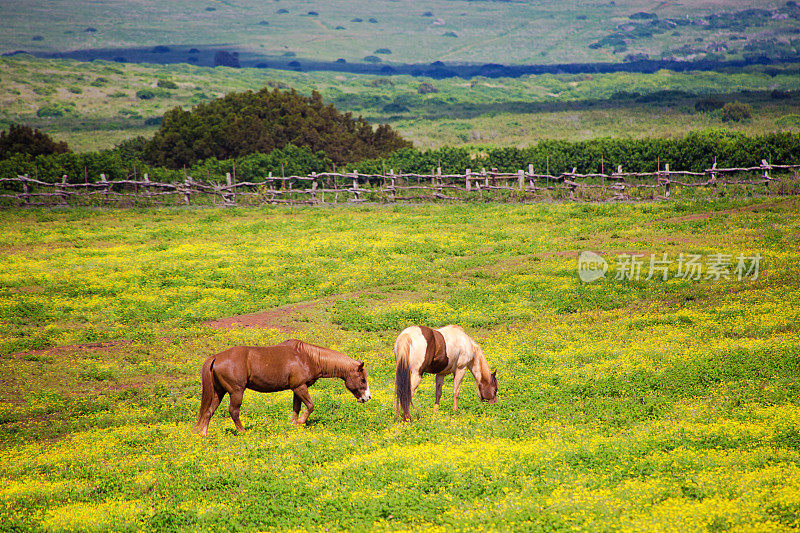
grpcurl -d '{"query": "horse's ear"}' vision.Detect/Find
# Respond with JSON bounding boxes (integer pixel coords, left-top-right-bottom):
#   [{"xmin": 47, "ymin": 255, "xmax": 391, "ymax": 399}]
[{"xmin": 357, "ymin": 361, "xmax": 365, "ymax": 372}]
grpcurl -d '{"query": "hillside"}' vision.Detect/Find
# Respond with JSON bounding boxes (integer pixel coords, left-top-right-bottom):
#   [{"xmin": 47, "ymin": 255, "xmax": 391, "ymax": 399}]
[
  {"xmin": 1, "ymin": 0, "xmax": 797, "ymax": 69},
  {"xmin": 4, "ymin": 56, "xmax": 800, "ymax": 152}
]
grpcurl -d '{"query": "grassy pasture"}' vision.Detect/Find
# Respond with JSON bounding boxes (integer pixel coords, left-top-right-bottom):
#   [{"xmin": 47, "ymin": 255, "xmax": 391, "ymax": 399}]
[{"xmin": 1, "ymin": 199, "xmax": 799, "ymax": 531}]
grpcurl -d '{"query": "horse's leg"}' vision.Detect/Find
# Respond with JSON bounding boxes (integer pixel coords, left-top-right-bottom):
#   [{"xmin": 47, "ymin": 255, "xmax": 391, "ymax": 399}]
[
  {"xmin": 291, "ymin": 392, "xmax": 303, "ymax": 425},
  {"xmin": 400, "ymin": 371, "xmax": 424, "ymax": 421},
  {"xmin": 228, "ymin": 388, "xmax": 246, "ymax": 432},
  {"xmin": 198, "ymin": 384, "xmax": 226, "ymax": 437},
  {"xmin": 433, "ymin": 374, "xmax": 445, "ymax": 411},
  {"xmin": 293, "ymin": 385, "xmax": 314, "ymax": 424},
  {"xmin": 452, "ymin": 367, "xmax": 468, "ymax": 411}
]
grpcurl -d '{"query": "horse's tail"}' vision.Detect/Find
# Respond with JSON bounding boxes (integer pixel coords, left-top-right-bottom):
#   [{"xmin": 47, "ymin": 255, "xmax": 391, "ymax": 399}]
[
  {"xmin": 394, "ymin": 332, "xmax": 413, "ymax": 419},
  {"xmin": 194, "ymin": 356, "xmax": 216, "ymax": 432}
]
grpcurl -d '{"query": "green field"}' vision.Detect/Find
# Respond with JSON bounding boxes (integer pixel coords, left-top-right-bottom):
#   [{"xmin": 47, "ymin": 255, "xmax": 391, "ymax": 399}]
[
  {"xmin": 0, "ymin": 0, "xmax": 795, "ymax": 66},
  {"xmin": 4, "ymin": 56, "xmax": 800, "ymax": 152},
  {"xmin": 1, "ymin": 199, "xmax": 799, "ymax": 531}
]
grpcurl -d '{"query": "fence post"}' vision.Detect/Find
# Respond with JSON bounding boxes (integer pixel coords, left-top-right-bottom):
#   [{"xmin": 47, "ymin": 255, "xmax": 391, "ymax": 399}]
[
  {"xmin": 353, "ymin": 170, "xmax": 360, "ymax": 201},
  {"xmin": 60, "ymin": 175, "xmax": 68, "ymax": 205},
  {"xmin": 762, "ymin": 159, "xmax": 771, "ymax": 193},
  {"xmin": 569, "ymin": 167, "xmax": 577, "ymax": 199},
  {"xmin": 389, "ymin": 169, "xmax": 396, "ymax": 202},
  {"xmin": 100, "ymin": 173, "xmax": 109, "ymax": 204},
  {"xmin": 709, "ymin": 161, "xmax": 718, "ymax": 189},
  {"xmin": 518, "ymin": 169, "xmax": 524, "ymax": 191},
  {"xmin": 663, "ymin": 164, "xmax": 671, "ymax": 198},
  {"xmin": 225, "ymin": 172, "xmax": 236, "ymax": 206},
  {"xmin": 465, "ymin": 168, "xmax": 471, "ymax": 191},
  {"xmin": 20, "ymin": 175, "xmax": 30, "ymax": 205},
  {"xmin": 184, "ymin": 174, "xmax": 192, "ymax": 205},
  {"xmin": 311, "ymin": 172, "xmax": 318, "ymax": 203},
  {"xmin": 482, "ymin": 168, "xmax": 488, "ymax": 188}
]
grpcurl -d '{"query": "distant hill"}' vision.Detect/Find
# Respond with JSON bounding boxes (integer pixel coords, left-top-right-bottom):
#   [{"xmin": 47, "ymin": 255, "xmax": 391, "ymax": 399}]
[{"xmin": 1, "ymin": 0, "xmax": 795, "ymax": 68}]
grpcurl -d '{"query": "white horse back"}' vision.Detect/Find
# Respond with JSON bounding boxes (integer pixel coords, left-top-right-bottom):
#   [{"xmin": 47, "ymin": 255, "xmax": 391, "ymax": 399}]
[{"xmin": 395, "ymin": 324, "xmax": 476, "ymax": 375}]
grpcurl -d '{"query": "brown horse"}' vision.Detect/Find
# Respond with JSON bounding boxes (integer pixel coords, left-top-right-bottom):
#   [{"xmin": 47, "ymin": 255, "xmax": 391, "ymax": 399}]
[
  {"xmin": 194, "ymin": 339, "xmax": 371, "ymax": 436},
  {"xmin": 395, "ymin": 325, "xmax": 497, "ymax": 421}
]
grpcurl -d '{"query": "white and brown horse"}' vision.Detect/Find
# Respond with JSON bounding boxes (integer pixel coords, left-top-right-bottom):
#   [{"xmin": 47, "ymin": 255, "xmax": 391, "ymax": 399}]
[
  {"xmin": 394, "ymin": 325, "xmax": 497, "ymax": 421},
  {"xmin": 194, "ymin": 339, "xmax": 371, "ymax": 436}
]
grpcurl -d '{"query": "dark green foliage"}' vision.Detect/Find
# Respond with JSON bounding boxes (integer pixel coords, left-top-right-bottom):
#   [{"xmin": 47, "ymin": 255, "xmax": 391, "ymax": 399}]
[
  {"xmin": 143, "ymin": 88, "xmax": 410, "ymax": 168},
  {"xmin": 213, "ymin": 51, "xmax": 240, "ymax": 68},
  {"xmin": 156, "ymin": 79, "xmax": 178, "ymax": 89},
  {"xmin": 418, "ymin": 82, "xmax": 438, "ymax": 94},
  {"xmin": 191, "ymin": 145, "xmax": 332, "ymax": 180},
  {"xmin": 722, "ymin": 101, "xmax": 753, "ymax": 122},
  {"xmin": 136, "ymin": 89, "xmax": 156, "ymax": 100},
  {"xmin": 36, "ymin": 104, "xmax": 71, "ymax": 117},
  {"xmin": 0, "ymin": 124, "xmax": 69, "ymax": 159},
  {"xmin": 695, "ymin": 97, "xmax": 725, "ymax": 112},
  {"xmin": 347, "ymin": 131, "xmax": 800, "ymax": 174}
]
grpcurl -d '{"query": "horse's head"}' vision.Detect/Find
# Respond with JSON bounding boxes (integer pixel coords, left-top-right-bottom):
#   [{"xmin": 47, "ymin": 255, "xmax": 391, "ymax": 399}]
[
  {"xmin": 344, "ymin": 362, "xmax": 371, "ymax": 403},
  {"xmin": 478, "ymin": 370, "xmax": 498, "ymax": 404}
]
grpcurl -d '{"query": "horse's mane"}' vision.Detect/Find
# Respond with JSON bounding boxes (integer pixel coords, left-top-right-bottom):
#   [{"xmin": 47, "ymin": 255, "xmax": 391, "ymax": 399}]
[{"xmin": 287, "ymin": 339, "xmax": 358, "ymax": 378}]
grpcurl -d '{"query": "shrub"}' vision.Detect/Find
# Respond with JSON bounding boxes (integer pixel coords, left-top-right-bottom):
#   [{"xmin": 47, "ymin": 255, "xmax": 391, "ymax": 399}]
[
  {"xmin": 68, "ymin": 86, "xmax": 83, "ymax": 94},
  {"xmin": 722, "ymin": 101, "xmax": 753, "ymax": 122},
  {"xmin": 695, "ymin": 97, "xmax": 725, "ymax": 112},
  {"xmin": 90, "ymin": 77, "xmax": 109, "ymax": 87},
  {"xmin": 144, "ymin": 87, "xmax": 410, "ymax": 168},
  {"xmin": 444, "ymin": 31, "xmax": 458, "ymax": 38},
  {"xmin": 418, "ymin": 82, "xmax": 438, "ymax": 94},
  {"xmin": 136, "ymin": 89, "xmax": 156, "ymax": 100},
  {"xmin": 0, "ymin": 124, "xmax": 69, "ymax": 158},
  {"xmin": 36, "ymin": 104, "xmax": 67, "ymax": 117},
  {"xmin": 369, "ymin": 78, "xmax": 393, "ymax": 87},
  {"xmin": 375, "ymin": 48, "xmax": 392, "ymax": 54},
  {"xmin": 157, "ymin": 80, "xmax": 178, "ymax": 89},
  {"xmin": 364, "ymin": 55, "xmax": 382, "ymax": 63},
  {"xmin": 213, "ymin": 51, "xmax": 240, "ymax": 68}
]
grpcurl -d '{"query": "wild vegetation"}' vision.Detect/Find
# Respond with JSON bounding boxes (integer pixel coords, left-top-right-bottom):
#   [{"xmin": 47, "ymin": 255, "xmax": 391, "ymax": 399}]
[
  {"xmin": 144, "ymin": 88, "xmax": 408, "ymax": 168},
  {"xmin": 1, "ymin": 200, "xmax": 799, "ymax": 530},
  {"xmin": 4, "ymin": 56, "xmax": 800, "ymax": 155}
]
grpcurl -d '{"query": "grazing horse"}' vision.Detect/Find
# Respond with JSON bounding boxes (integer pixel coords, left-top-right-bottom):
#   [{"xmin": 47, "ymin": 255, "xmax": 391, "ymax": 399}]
[
  {"xmin": 394, "ymin": 325, "xmax": 497, "ymax": 421},
  {"xmin": 194, "ymin": 339, "xmax": 371, "ymax": 436}
]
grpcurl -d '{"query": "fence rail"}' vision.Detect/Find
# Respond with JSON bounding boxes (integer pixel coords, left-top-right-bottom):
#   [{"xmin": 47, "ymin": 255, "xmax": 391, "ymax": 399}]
[{"xmin": 1, "ymin": 160, "xmax": 797, "ymax": 207}]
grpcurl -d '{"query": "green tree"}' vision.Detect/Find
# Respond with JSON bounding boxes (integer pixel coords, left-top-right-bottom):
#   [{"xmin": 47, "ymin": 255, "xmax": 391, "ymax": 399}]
[
  {"xmin": 144, "ymin": 88, "xmax": 410, "ymax": 168},
  {"xmin": 0, "ymin": 124, "xmax": 69, "ymax": 159},
  {"xmin": 722, "ymin": 101, "xmax": 753, "ymax": 122}
]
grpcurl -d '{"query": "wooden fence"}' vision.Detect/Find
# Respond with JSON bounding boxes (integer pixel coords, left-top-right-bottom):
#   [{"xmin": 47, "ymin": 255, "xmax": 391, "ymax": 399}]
[{"xmin": 0, "ymin": 160, "xmax": 797, "ymax": 207}]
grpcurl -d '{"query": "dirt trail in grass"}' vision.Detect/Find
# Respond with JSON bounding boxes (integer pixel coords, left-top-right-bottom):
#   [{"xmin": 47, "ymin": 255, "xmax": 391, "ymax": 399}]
[{"xmin": 649, "ymin": 198, "xmax": 795, "ymax": 224}]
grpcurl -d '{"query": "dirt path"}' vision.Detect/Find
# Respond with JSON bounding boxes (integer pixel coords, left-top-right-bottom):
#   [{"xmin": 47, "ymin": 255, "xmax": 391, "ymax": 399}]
[{"xmin": 648, "ymin": 198, "xmax": 794, "ymax": 225}]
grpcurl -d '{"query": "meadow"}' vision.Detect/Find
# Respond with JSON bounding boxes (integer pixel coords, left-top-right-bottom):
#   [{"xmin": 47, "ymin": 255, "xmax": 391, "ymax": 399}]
[{"xmin": 1, "ymin": 198, "xmax": 799, "ymax": 531}]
